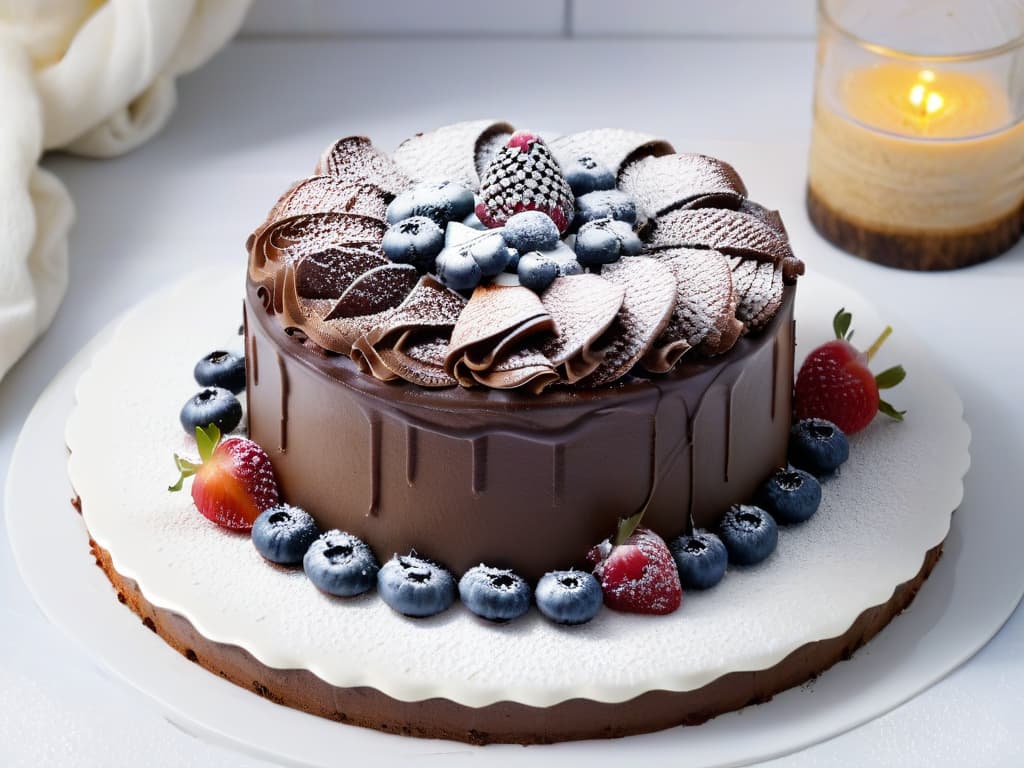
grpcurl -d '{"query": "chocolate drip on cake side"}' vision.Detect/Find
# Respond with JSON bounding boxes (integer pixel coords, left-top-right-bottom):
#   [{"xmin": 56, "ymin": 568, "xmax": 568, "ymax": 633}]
[{"xmin": 242, "ymin": 281, "xmax": 795, "ymax": 581}]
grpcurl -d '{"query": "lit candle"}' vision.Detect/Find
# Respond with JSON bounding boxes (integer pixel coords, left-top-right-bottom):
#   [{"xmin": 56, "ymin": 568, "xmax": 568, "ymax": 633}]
[
  {"xmin": 806, "ymin": 0, "xmax": 1024, "ymax": 270},
  {"xmin": 808, "ymin": 62, "xmax": 1024, "ymax": 269}
]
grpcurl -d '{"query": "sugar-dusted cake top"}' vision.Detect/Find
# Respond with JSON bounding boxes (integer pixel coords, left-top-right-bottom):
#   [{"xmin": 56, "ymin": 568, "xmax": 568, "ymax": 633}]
[{"xmin": 247, "ymin": 120, "xmax": 804, "ymax": 393}]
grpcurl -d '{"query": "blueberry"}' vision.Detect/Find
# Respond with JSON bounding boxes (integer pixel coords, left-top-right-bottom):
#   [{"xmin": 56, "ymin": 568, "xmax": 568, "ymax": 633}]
[
  {"xmin": 517, "ymin": 251, "xmax": 559, "ymax": 293},
  {"xmin": 194, "ymin": 350, "xmax": 246, "ymax": 394},
  {"xmin": 386, "ymin": 181, "xmax": 476, "ymax": 226},
  {"xmin": 757, "ymin": 467, "xmax": 822, "ymax": 524},
  {"xmin": 462, "ymin": 209, "xmax": 487, "ymax": 230},
  {"xmin": 535, "ymin": 569, "xmax": 603, "ymax": 625},
  {"xmin": 468, "ymin": 232, "xmax": 514, "ymax": 277},
  {"xmin": 458, "ymin": 565, "xmax": 532, "ymax": 622},
  {"xmin": 563, "ymin": 155, "xmax": 616, "ymax": 197},
  {"xmin": 502, "ymin": 211, "xmax": 560, "ymax": 253},
  {"xmin": 435, "ymin": 246, "xmax": 483, "ymax": 292},
  {"xmin": 381, "ymin": 216, "xmax": 445, "ymax": 270},
  {"xmin": 669, "ymin": 530, "xmax": 728, "ymax": 590},
  {"xmin": 180, "ymin": 387, "xmax": 242, "ymax": 435},
  {"xmin": 607, "ymin": 219, "xmax": 643, "ymax": 255},
  {"xmin": 574, "ymin": 190, "xmax": 638, "ymax": 228},
  {"xmin": 252, "ymin": 504, "xmax": 320, "ymax": 565},
  {"xmin": 788, "ymin": 418, "xmax": 850, "ymax": 476},
  {"xmin": 303, "ymin": 530, "xmax": 379, "ymax": 597},
  {"xmin": 377, "ymin": 553, "xmax": 456, "ymax": 618},
  {"xmin": 719, "ymin": 505, "xmax": 779, "ymax": 566},
  {"xmin": 575, "ymin": 219, "xmax": 623, "ymax": 267}
]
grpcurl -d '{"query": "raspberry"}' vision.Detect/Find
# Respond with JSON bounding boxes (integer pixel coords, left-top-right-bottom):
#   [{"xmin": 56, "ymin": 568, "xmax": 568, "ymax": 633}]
[
  {"xmin": 587, "ymin": 527, "xmax": 682, "ymax": 615},
  {"xmin": 476, "ymin": 131, "xmax": 575, "ymax": 233}
]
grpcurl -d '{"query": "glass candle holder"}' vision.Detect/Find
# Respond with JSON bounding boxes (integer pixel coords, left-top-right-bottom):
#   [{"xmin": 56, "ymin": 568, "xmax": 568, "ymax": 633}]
[{"xmin": 807, "ymin": 0, "xmax": 1024, "ymax": 270}]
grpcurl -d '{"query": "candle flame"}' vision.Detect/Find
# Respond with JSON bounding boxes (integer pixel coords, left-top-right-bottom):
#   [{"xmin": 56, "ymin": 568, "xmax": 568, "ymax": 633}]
[{"xmin": 909, "ymin": 72, "xmax": 945, "ymax": 118}]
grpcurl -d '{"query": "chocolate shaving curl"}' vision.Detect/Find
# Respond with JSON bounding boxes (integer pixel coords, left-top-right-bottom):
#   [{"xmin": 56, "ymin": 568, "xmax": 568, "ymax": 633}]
[
  {"xmin": 295, "ymin": 246, "xmax": 387, "ymax": 300},
  {"xmin": 645, "ymin": 208, "xmax": 795, "ymax": 267},
  {"xmin": 729, "ymin": 258, "xmax": 785, "ymax": 331},
  {"xmin": 393, "ymin": 119, "xmax": 515, "ymax": 191},
  {"xmin": 550, "ymin": 129, "xmax": 675, "ymax": 176},
  {"xmin": 446, "ymin": 284, "xmax": 556, "ymax": 389},
  {"xmin": 316, "ymin": 136, "xmax": 411, "ymax": 196},
  {"xmin": 325, "ymin": 264, "xmax": 418, "ymax": 320},
  {"xmin": 259, "ymin": 178, "xmax": 389, "ymax": 238},
  {"xmin": 578, "ymin": 257, "xmax": 677, "ymax": 387},
  {"xmin": 349, "ymin": 276, "xmax": 466, "ymax": 387},
  {"xmin": 539, "ymin": 274, "xmax": 624, "ymax": 383},
  {"xmin": 619, "ymin": 153, "xmax": 747, "ymax": 217},
  {"xmin": 643, "ymin": 248, "xmax": 742, "ymax": 372}
]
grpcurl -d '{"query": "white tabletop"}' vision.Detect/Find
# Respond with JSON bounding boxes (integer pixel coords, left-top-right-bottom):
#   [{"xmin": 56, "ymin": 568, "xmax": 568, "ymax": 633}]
[{"xmin": 2, "ymin": 38, "xmax": 1023, "ymax": 767}]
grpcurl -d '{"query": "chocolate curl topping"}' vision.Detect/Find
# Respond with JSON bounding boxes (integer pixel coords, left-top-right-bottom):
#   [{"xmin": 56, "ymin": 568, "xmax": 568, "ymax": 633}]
[
  {"xmin": 324, "ymin": 264, "xmax": 418, "ymax": 321},
  {"xmin": 643, "ymin": 248, "xmax": 742, "ymax": 371},
  {"xmin": 393, "ymin": 119, "xmax": 515, "ymax": 191},
  {"xmin": 378, "ymin": 332, "xmax": 458, "ymax": 388},
  {"xmin": 264, "ymin": 178, "xmax": 389, "ymax": 232},
  {"xmin": 295, "ymin": 246, "xmax": 388, "ymax": 300},
  {"xmin": 578, "ymin": 257, "xmax": 677, "ymax": 387},
  {"xmin": 645, "ymin": 208, "xmax": 795, "ymax": 268},
  {"xmin": 539, "ymin": 274, "xmax": 625, "ymax": 383},
  {"xmin": 619, "ymin": 153, "xmax": 747, "ymax": 217},
  {"xmin": 550, "ymin": 129, "xmax": 675, "ymax": 177},
  {"xmin": 316, "ymin": 136, "xmax": 411, "ymax": 196},
  {"xmin": 729, "ymin": 258, "xmax": 785, "ymax": 331},
  {"xmin": 350, "ymin": 276, "xmax": 465, "ymax": 387},
  {"xmin": 446, "ymin": 284, "xmax": 555, "ymax": 383},
  {"xmin": 470, "ymin": 346, "xmax": 560, "ymax": 394}
]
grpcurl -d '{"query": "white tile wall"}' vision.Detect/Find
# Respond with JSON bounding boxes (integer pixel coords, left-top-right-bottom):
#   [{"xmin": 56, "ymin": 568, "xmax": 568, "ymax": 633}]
[
  {"xmin": 243, "ymin": 0, "xmax": 569, "ymax": 37},
  {"xmin": 242, "ymin": 0, "xmax": 817, "ymax": 38},
  {"xmin": 571, "ymin": 0, "xmax": 817, "ymax": 37}
]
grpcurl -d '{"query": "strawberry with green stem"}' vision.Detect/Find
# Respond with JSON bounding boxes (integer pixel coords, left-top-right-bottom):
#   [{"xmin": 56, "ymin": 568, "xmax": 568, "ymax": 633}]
[
  {"xmin": 794, "ymin": 308, "xmax": 907, "ymax": 435},
  {"xmin": 169, "ymin": 424, "xmax": 280, "ymax": 531}
]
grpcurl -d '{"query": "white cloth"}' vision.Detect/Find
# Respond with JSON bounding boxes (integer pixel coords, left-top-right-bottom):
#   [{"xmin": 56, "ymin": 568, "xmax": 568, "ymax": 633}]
[{"xmin": 0, "ymin": 0, "xmax": 250, "ymax": 381}]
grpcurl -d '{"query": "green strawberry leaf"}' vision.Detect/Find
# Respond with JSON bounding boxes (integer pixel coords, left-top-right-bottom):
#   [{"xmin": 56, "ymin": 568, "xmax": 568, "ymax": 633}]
[
  {"xmin": 614, "ymin": 510, "xmax": 645, "ymax": 546},
  {"xmin": 875, "ymin": 365, "xmax": 906, "ymax": 390},
  {"xmin": 833, "ymin": 308, "xmax": 853, "ymax": 341},
  {"xmin": 194, "ymin": 424, "xmax": 221, "ymax": 463},
  {"xmin": 168, "ymin": 454, "xmax": 197, "ymax": 492},
  {"xmin": 878, "ymin": 399, "xmax": 906, "ymax": 421}
]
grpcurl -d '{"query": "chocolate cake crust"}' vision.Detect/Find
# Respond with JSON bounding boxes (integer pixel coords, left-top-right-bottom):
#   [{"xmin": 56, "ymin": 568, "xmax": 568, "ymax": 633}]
[{"xmin": 89, "ymin": 539, "xmax": 943, "ymax": 745}]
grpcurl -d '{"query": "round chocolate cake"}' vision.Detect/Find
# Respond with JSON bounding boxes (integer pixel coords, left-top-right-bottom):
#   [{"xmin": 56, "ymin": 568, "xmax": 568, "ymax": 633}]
[{"xmin": 245, "ymin": 121, "xmax": 804, "ymax": 581}]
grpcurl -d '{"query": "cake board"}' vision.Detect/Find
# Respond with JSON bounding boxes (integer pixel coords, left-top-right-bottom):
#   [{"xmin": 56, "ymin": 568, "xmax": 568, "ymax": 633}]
[{"xmin": 6, "ymin": 266, "xmax": 1013, "ymax": 767}]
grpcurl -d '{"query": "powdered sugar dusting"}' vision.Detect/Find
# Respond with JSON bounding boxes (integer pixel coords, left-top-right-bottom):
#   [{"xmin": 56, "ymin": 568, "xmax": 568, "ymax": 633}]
[
  {"xmin": 550, "ymin": 129, "xmax": 675, "ymax": 176},
  {"xmin": 270, "ymin": 177, "xmax": 389, "ymax": 224},
  {"xmin": 730, "ymin": 258, "xmax": 785, "ymax": 330},
  {"xmin": 578, "ymin": 257, "xmax": 676, "ymax": 387},
  {"xmin": 316, "ymin": 136, "xmax": 411, "ymax": 195},
  {"xmin": 619, "ymin": 153, "xmax": 747, "ymax": 217},
  {"xmin": 393, "ymin": 120, "xmax": 514, "ymax": 191},
  {"xmin": 539, "ymin": 274, "xmax": 624, "ymax": 382},
  {"xmin": 646, "ymin": 247, "xmax": 742, "ymax": 366},
  {"xmin": 645, "ymin": 208, "xmax": 795, "ymax": 266},
  {"xmin": 66, "ymin": 267, "xmax": 966, "ymax": 708}
]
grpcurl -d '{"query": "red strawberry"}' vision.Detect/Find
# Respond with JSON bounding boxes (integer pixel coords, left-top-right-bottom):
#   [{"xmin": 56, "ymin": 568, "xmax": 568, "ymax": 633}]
[
  {"xmin": 794, "ymin": 308, "xmax": 906, "ymax": 434},
  {"xmin": 587, "ymin": 520, "xmax": 682, "ymax": 615},
  {"xmin": 169, "ymin": 425, "xmax": 279, "ymax": 530},
  {"xmin": 476, "ymin": 130, "xmax": 575, "ymax": 233}
]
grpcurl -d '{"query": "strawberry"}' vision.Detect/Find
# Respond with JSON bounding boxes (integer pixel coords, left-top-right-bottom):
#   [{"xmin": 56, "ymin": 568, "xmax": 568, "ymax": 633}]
[
  {"xmin": 587, "ymin": 514, "xmax": 682, "ymax": 615},
  {"xmin": 169, "ymin": 424, "xmax": 280, "ymax": 531},
  {"xmin": 476, "ymin": 131, "xmax": 575, "ymax": 233},
  {"xmin": 794, "ymin": 308, "xmax": 906, "ymax": 435}
]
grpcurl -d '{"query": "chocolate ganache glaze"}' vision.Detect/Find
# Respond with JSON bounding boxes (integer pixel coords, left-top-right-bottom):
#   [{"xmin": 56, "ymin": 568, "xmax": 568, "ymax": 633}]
[{"xmin": 245, "ymin": 121, "xmax": 803, "ymax": 581}]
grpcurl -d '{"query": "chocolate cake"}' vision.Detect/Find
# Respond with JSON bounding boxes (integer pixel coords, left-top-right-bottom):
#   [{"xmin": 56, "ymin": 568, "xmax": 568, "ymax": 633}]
[
  {"xmin": 245, "ymin": 121, "xmax": 804, "ymax": 582},
  {"xmin": 76, "ymin": 121, "xmax": 965, "ymax": 749}
]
